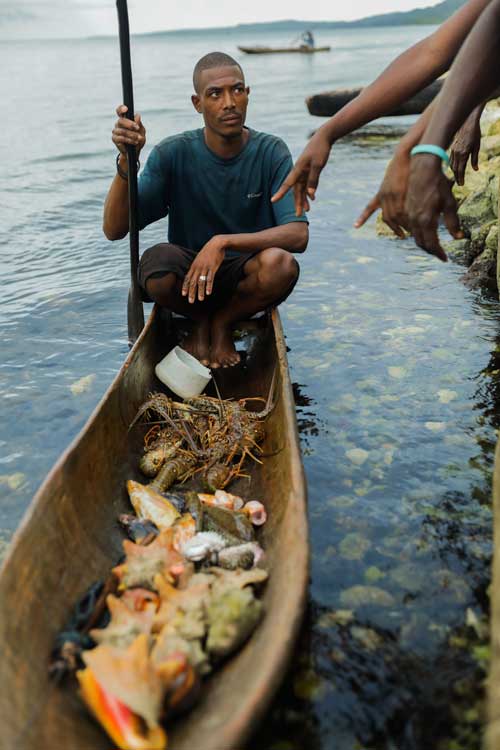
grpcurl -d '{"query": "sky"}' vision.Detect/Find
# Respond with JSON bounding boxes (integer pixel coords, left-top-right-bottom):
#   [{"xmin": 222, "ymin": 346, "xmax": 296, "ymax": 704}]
[{"xmin": 0, "ymin": 0, "xmax": 444, "ymax": 39}]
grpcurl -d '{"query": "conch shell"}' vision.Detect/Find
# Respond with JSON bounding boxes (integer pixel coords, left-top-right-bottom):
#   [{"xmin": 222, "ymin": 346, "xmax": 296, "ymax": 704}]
[
  {"xmin": 81, "ymin": 635, "xmax": 163, "ymax": 728},
  {"xmin": 90, "ymin": 594, "xmax": 156, "ymax": 649},
  {"xmin": 113, "ymin": 529, "xmax": 186, "ymax": 590},
  {"xmin": 241, "ymin": 501, "xmax": 267, "ymax": 526},
  {"xmin": 206, "ymin": 587, "xmax": 263, "ymax": 660},
  {"xmin": 77, "ymin": 667, "xmax": 167, "ymax": 750}
]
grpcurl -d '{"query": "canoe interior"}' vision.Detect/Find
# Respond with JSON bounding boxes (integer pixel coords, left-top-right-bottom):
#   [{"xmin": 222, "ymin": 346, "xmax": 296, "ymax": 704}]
[
  {"xmin": 238, "ymin": 45, "xmax": 331, "ymax": 54},
  {"xmin": 0, "ymin": 307, "xmax": 308, "ymax": 750}
]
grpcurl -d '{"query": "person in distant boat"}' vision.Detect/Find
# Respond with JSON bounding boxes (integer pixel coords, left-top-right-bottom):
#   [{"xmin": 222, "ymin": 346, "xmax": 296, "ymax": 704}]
[
  {"xmin": 103, "ymin": 52, "xmax": 308, "ymax": 369},
  {"xmin": 272, "ymin": 0, "xmax": 492, "ymax": 231},
  {"xmin": 301, "ymin": 30, "xmax": 314, "ymax": 49},
  {"xmin": 405, "ymin": 0, "xmax": 500, "ymax": 260}
]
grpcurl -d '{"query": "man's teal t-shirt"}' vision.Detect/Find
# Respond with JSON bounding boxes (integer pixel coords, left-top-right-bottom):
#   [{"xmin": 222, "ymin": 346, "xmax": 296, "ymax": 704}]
[{"xmin": 137, "ymin": 127, "xmax": 307, "ymax": 252}]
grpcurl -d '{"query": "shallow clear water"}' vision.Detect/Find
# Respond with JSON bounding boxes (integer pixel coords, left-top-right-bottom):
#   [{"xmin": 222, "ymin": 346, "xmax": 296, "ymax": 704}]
[{"xmin": 2, "ymin": 24, "xmax": 499, "ymax": 749}]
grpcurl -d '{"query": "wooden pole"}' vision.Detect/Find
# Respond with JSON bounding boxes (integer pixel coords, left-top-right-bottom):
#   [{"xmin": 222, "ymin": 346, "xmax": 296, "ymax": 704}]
[{"xmin": 116, "ymin": 0, "xmax": 144, "ymax": 346}]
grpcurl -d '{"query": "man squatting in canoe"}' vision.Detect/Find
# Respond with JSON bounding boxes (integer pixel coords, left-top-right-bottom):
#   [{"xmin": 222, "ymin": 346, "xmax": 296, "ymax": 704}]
[{"xmin": 103, "ymin": 52, "xmax": 309, "ymax": 368}]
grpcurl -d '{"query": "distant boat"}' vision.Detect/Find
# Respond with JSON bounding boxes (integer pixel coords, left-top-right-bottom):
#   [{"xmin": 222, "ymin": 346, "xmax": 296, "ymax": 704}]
[{"xmin": 238, "ymin": 44, "xmax": 331, "ymax": 55}]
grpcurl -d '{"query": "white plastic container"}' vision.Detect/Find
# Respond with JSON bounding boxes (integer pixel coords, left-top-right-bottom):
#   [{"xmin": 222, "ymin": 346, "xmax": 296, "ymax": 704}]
[{"xmin": 155, "ymin": 346, "xmax": 211, "ymax": 399}]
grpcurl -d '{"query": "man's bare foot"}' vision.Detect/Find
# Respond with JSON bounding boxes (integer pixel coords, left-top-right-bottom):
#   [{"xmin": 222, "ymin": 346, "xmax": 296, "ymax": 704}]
[
  {"xmin": 210, "ymin": 318, "xmax": 240, "ymax": 368},
  {"xmin": 181, "ymin": 318, "xmax": 211, "ymax": 366}
]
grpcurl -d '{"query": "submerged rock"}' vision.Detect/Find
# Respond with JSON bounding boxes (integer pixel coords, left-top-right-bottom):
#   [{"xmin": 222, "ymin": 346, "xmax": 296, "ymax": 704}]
[
  {"xmin": 292, "ymin": 668, "xmax": 326, "ymax": 701},
  {"xmin": 339, "ymin": 585, "xmax": 395, "ymax": 609},
  {"xmin": 339, "ymin": 532, "xmax": 371, "ymax": 560},
  {"xmin": 443, "ymin": 238, "xmax": 473, "ymax": 265},
  {"xmin": 0, "ymin": 472, "xmax": 26, "ymax": 491},
  {"xmin": 351, "ymin": 626, "xmax": 383, "ymax": 651},
  {"xmin": 462, "ymin": 245, "xmax": 497, "ymax": 291},
  {"xmin": 345, "ymin": 448, "xmax": 369, "ymax": 465},
  {"xmin": 317, "ymin": 609, "xmax": 355, "ymax": 628},
  {"xmin": 471, "ymin": 219, "xmax": 497, "ymax": 255},
  {"xmin": 364, "ymin": 565, "xmax": 386, "ymax": 583}
]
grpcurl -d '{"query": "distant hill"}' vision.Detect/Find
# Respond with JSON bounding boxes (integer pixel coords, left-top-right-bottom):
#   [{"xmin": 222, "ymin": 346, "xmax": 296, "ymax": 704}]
[
  {"xmin": 345, "ymin": 0, "xmax": 465, "ymax": 26},
  {"xmin": 144, "ymin": 0, "xmax": 466, "ymax": 37}
]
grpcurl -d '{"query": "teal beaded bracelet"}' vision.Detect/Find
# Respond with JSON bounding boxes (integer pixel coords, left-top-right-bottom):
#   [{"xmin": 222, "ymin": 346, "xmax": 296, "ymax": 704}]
[{"xmin": 410, "ymin": 144, "xmax": 450, "ymax": 166}]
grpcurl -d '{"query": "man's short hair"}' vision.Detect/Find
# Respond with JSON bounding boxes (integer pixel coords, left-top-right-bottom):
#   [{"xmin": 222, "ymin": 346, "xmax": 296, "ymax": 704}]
[{"xmin": 193, "ymin": 52, "xmax": 244, "ymax": 93}]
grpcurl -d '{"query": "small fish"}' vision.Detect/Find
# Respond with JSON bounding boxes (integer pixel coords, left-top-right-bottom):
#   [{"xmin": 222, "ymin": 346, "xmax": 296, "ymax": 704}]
[
  {"xmin": 127, "ymin": 480, "xmax": 181, "ymax": 531},
  {"xmin": 242, "ymin": 501, "xmax": 267, "ymax": 526},
  {"xmin": 182, "ymin": 532, "xmax": 227, "ymax": 562}
]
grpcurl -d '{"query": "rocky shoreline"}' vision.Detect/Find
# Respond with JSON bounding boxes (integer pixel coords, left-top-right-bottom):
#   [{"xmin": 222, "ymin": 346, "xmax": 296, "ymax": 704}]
[
  {"xmin": 376, "ymin": 100, "xmax": 500, "ymax": 296},
  {"xmin": 445, "ymin": 99, "xmax": 500, "ymax": 294}
]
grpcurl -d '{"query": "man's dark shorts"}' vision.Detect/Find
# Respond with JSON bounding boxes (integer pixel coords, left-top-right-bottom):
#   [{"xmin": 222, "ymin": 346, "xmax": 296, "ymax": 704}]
[{"xmin": 138, "ymin": 242, "xmax": 299, "ymax": 305}]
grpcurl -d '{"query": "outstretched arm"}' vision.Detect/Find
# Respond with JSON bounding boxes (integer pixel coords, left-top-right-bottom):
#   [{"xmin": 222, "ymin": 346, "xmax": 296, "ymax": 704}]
[
  {"xmin": 406, "ymin": 0, "xmax": 500, "ymax": 259},
  {"xmin": 355, "ymin": 101, "xmax": 436, "ymax": 237},
  {"xmin": 355, "ymin": 98, "xmax": 487, "ymax": 235},
  {"xmin": 272, "ymin": 0, "xmax": 491, "ymax": 214}
]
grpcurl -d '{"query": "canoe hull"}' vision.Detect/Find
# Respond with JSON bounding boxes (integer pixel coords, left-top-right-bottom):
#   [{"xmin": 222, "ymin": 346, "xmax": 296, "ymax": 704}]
[{"xmin": 0, "ymin": 307, "xmax": 308, "ymax": 750}]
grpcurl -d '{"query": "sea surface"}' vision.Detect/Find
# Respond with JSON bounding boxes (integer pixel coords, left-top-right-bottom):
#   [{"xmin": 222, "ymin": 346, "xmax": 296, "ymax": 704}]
[{"xmin": 2, "ymin": 23, "xmax": 499, "ymax": 749}]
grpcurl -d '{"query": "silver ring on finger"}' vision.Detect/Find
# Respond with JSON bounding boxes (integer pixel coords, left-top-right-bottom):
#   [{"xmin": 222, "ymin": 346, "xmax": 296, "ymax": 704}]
[{"xmin": 198, "ymin": 275, "xmax": 207, "ymax": 282}]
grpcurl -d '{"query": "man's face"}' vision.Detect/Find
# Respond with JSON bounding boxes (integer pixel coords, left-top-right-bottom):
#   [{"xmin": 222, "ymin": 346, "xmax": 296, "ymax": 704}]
[{"xmin": 192, "ymin": 65, "xmax": 250, "ymax": 139}]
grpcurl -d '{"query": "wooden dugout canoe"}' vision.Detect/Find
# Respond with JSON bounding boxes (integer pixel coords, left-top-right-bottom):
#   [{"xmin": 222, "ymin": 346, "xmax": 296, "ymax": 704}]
[
  {"xmin": 0, "ymin": 305, "xmax": 309, "ymax": 750},
  {"xmin": 238, "ymin": 45, "xmax": 330, "ymax": 54}
]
